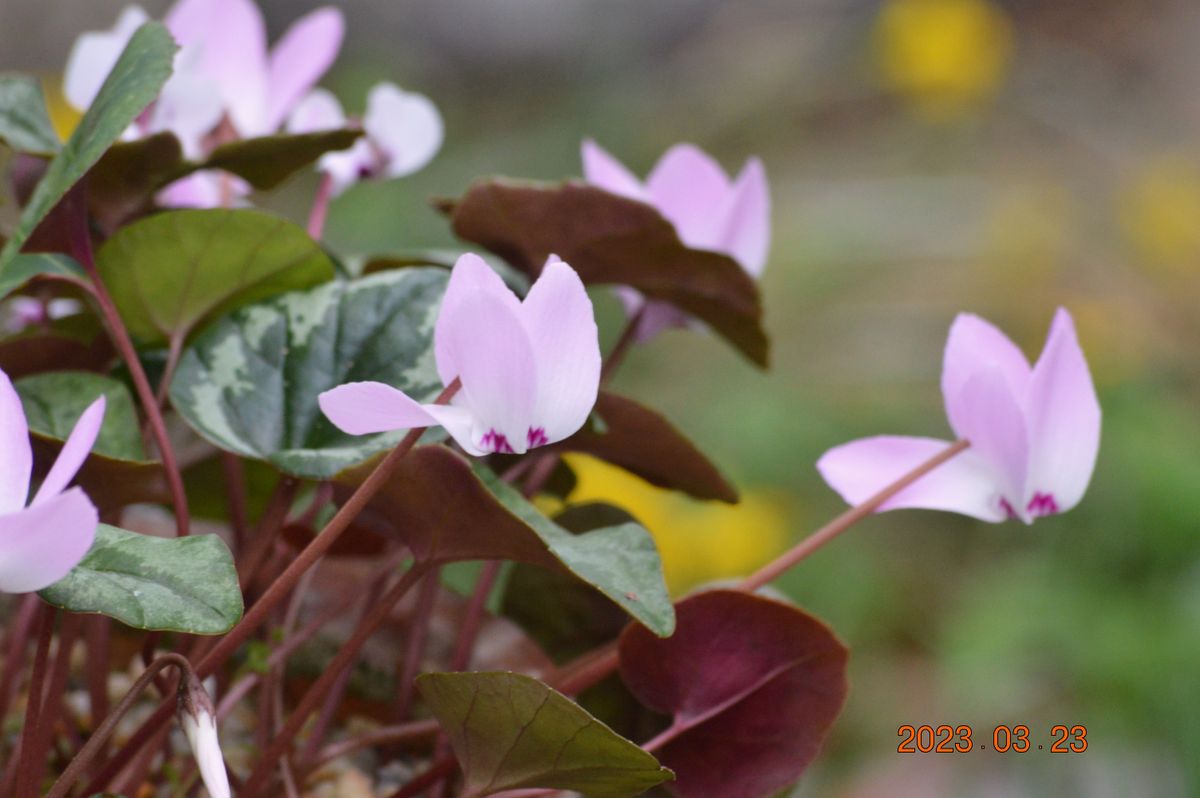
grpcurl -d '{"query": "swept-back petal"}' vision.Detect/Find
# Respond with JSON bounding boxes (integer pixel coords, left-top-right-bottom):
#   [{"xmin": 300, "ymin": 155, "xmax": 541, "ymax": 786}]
[
  {"xmin": 0, "ymin": 370, "xmax": 31, "ymax": 514},
  {"xmin": 0, "ymin": 488, "xmax": 97, "ymax": 593},
  {"xmin": 816, "ymin": 435, "xmax": 1006, "ymax": 522},
  {"xmin": 363, "ymin": 83, "xmax": 444, "ymax": 178},
  {"xmin": 286, "ymin": 88, "xmax": 347, "ymax": 133},
  {"xmin": 264, "ymin": 7, "xmax": 345, "ymax": 131},
  {"xmin": 63, "ymin": 6, "xmax": 150, "ymax": 111},
  {"xmin": 519, "ymin": 257, "xmax": 600, "ymax": 443},
  {"xmin": 435, "ymin": 254, "xmax": 520, "ymax": 387},
  {"xmin": 581, "ymin": 139, "xmax": 647, "ymax": 202},
  {"xmin": 166, "ymin": 0, "xmax": 269, "ymax": 136},
  {"xmin": 953, "ymin": 368, "xmax": 1029, "ymax": 518},
  {"xmin": 941, "ymin": 313, "xmax": 1031, "ymax": 439},
  {"xmin": 439, "ymin": 287, "xmax": 537, "ymax": 454},
  {"xmin": 718, "ymin": 157, "xmax": 771, "ymax": 276},
  {"xmin": 31, "ymin": 396, "xmax": 106, "ymax": 507},
  {"xmin": 1023, "ymin": 308, "xmax": 1101, "ymax": 513},
  {"xmin": 645, "ymin": 143, "xmax": 732, "ymax": 250},
  {"xmin": 318, "ymin": 382, "xmax": 438, "ymax": 436}
]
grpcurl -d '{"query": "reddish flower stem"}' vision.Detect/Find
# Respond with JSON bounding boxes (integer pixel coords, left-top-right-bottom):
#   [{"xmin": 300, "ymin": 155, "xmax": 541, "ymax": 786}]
[
  {"xmin": 239, "ymin": 563, "xmax": 430, "ymax": 796},
  {"xmin": 10, "ymin": 606, "xmax": 54, "ymax": 798},
  {"xmin": 0, "ymin": 594, "xmax": 39, "ymax": 735},
  {"xmin": 393, "ymin": 567, "xmax": 442, "ymax": 722},
  {"xmin": 551, "ymin": 440, "xmax": 973, "ymax": 697},
  {"xmin": 63, "ymin": 185, "xmax": 191, "ymax": 536},
  {"xmin": 296, "ymin": 567, "xmax": 390, "ymax": 765},
  {"xmin": 45, "ymin": 653, "xmax": 199, "ymax": 798},
  {"xmin": 26, "ymin": 614, "xmax": 82, "ymax": 794},
  {"xmin": 384, "ymin": 757, "xmax": 459, "ymax": 798},
  {"xmin": 238, "ymin": 476, "xmax": 300, "ymax": 592},
  {"xmin": 306, "ymin": 719, "xmax": 440, "ymax": 772},
  {"xmin": 84, "ymin": 381, "xmax": 460, "ymax": 795},
  {"xmin": 307, "ymin": 173, "xmax": 334, "ymax": 240},
  {"xmin": 739, "ymin": 439, "xmax": 970, "ymax": 591},
  {"xmin": 600, "ymin": 306, "xmax": 646, "ymax": 383},
  {"xmin": 220, "ymin": 452, "xmax": 250, "ymax": 554}
]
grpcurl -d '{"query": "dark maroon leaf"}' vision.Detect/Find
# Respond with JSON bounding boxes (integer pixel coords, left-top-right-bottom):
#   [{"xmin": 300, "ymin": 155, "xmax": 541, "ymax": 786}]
[
  {"xmin": 441, "ymin": 179, "xmax": 768, "ymax": 366},
  {"xmin": 337, "ymin": 444, "xmax": 674, "ymax": 635},
  {"xmin": 86, "ymin": 131, "xmax": 183, "ymax": 228},
  {"xmin": 619, "ymin": 590, "xmax": 848, "ymax": 798},
  {"xmin": 556, "ymin": 392, "xmax": 738, "ymax": 503},
  {"xmin": 0, "ymin": 330, "xmax": 114, "ymax": 379}
]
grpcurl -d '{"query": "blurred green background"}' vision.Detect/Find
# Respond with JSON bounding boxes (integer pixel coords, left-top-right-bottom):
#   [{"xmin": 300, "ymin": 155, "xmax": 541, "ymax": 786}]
[{"xmin": 8, "ymin": 0, "xmax": 1200, "ymax": 794}]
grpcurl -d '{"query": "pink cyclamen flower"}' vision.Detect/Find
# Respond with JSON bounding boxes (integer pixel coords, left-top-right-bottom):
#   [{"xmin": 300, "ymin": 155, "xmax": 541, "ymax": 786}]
[
  {"xmin": 581, "ymin": 140, "xmax": 770, "ymax": 341},
  {"xmin": 287, "ymin": 83, "xmax": 444, "ymax": 197},
  {"xmin": 817, "ymin": 308, "xmax": 1101, "ymax": 523},
  {"xmin": 319, "ymin": 254, "xmax": 600, "ymax": 456},
  {"xmin": 0, "ymin": 369, "xmax": 105, "ymax": 593},
  {"xmin": 63, "ymin": 0, "xmax": 344, "ymax": 204}
]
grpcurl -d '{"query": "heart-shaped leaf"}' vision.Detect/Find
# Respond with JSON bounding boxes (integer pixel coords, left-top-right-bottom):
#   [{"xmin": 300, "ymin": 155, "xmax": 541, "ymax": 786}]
[
  {"xmin": 501, "ymin": 504, "xmax": 640, "ymax": 664},
  {"xmin": 96, "ymin": 208, "xmax": 335, "ymax": 345},
  {"xmin": 619, "ymin": 590, "xmax": 848, "ymax": 798},
  {"xmin": 39, "ymin": 524, "xmax": 243, "ymax": 634},
  {"xmin": 441, "ymin": 179, "xmax": 768, "ymax": 366},
  {"xmin": 17, "ymin": 370, "xmax": 144, "ymax": 460},
  {"xmin": 417, "ymin": 671, "xmax": 672, "ymax": 798},
  {"xmin": 0, "ymin": 23, "xmax": 176, "ymax": 277},
  {"xmin": 556, "ymin": 392, "xmax": 738, "ymax": 503},
  {"xmin": 339, "ymin": 445, "xmax": 674, "ymax": 636},
  {"xmin": 169, "ymin": 269, "xmax": 448, "ymax": 479},
  {"xmin": 16, "ymin": 370, "xmax": 168, "ymax": 511},
  {"xmin": 0, "ymin": 75, "xmax": 60, "ymax": 154}
]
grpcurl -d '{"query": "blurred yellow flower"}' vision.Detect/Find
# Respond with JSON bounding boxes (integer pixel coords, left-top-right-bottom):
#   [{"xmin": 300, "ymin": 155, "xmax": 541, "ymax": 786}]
[
  {"xmin": 874, "ymin": 0, "xmax": 1014, "ymax": 119},
  {"xmin": 548, "ymin": 455, "xmax": 790, "ymax": 595},
  {"xmin": 1118, "ymin": 155, "xmax": 1200, "ymax": 271},
  {"xmin": 42, "ymin": 76, "xmax": 81, "ymax": 141}
]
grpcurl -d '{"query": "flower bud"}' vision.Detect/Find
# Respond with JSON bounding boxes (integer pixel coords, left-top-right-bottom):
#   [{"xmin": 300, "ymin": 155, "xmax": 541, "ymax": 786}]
[{"xmin": 177, "ymin": 672, "xmax": 232, "ymax": 798}]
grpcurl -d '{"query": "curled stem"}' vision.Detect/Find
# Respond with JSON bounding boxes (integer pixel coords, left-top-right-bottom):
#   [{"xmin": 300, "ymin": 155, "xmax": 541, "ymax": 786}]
[
  {"xmin": 86, "ymin": 381, "xmax": 459, "ymax": 794},
  {"xmin": 46, "ymin": 653, "xmax": 199, "ymax": 798}
]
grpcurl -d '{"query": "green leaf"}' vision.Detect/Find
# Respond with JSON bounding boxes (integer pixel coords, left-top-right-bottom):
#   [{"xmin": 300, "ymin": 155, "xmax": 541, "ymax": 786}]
[
  {"xmin": 0, "ymin": 23, "xmax": 176, "ymax": 277},
  {"xmin": 201, "ymin": 129, "xmax": 361, "ymax": 189},
  {"xmin": 417, "ymin": 671, "xmax": 672, "ymax": 798},
  {"xmin": 476, "ymin": 464, "xmax": 676, "ymax": 637},
  {"xmin": 16, "ymin": 370, "xmax": 145, "ymax": 460},
  {"xmin": 0, "ymin": 75, "xmax": 60, "ymax": 154},
  {"xmin": 0, "ymin": 253, "xmax": 86, "ymax": 299},
  {"xmin": 39, "ymin": 524, "xmax": 243, "ymax": 634},
  {"xmin": 502, "ymin": 504, "xmax": 640, "ymax": 664},
  {"xmin": 15, "ymin": 371, "xmax": 169, "ymax": 513},
  {"xmin": 339, "ymin": 445, "xmax": 675, "ymax": 636},
  {"xmin": 96, "ymin": 208, "xmax": 336, "ymax": 345},
  {"xmin": 170, "ymin": 269, "xmax": 448, "ymax": 479}
]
